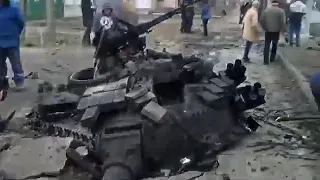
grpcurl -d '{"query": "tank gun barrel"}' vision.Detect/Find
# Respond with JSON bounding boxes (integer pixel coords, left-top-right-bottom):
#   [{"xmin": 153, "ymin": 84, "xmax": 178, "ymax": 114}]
[
  {"xmin": 136, "ymin": 0, "xmax": 204, "ymax": 33},
  {"xmin": 95, "ymin": 0, "xmax": 204, "ymax": 57}
]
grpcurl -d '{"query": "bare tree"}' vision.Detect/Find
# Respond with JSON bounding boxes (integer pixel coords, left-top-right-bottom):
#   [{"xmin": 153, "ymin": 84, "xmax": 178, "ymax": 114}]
[{"xmin": 45, "ymin": 0, "xmax": 56, "ymax": 46}]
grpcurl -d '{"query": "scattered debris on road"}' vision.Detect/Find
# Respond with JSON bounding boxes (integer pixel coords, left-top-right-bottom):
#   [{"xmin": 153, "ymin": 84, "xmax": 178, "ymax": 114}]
[{"xmin": 0, "ymin": 49, "xmax": 265, "ymax": 179}]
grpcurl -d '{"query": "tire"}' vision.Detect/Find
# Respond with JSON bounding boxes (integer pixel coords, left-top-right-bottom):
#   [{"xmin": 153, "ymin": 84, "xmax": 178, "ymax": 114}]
[{"xmin": 67, "ymin": 68, "xmax": 108, "ymax": 95}]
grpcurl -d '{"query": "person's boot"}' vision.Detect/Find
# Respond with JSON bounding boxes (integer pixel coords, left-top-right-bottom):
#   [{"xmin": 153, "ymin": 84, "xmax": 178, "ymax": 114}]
[
  {"xmin": 242, "ymin": 57, "xmax": 250, "ymax": 62},
  {"xmin": 270, "ymin": 54, "xmax": 276, "ymax": 62},
  {"xmin": 264, "ymin": 55, "xmax": 269, "ymax": 65},
  {"xmin": 289, "ymin": 41, "xmax": 293, "ymax": 47},
  {"xmin": 14, "ymin": 82, "xmax": 26, "ymax": 92}
]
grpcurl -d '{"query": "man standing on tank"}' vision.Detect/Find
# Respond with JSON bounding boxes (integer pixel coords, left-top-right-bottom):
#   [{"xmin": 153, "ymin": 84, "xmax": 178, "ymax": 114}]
[{"xmin": 180, "ymin": 0, "xmax": 195, "ymax": 33}]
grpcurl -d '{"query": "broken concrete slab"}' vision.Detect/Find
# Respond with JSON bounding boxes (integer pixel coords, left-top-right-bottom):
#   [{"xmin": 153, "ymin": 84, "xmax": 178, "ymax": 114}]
[
  {"xmin": 6, "ymin": 107, "xmax": 33, "ymax": 132},
  {"xmin": 0, "ymin": 133, "xmax": 22, "ymax": 141},
  {"xmin": 0, "ymin": 133, "xmax": 22, "ymax": 153},
  {"xmin": 0, "ymin": 137, "xmax": 72, "ymax": 179}
]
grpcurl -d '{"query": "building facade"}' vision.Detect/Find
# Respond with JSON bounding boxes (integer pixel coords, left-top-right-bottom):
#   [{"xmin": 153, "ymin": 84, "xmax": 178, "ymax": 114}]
[
  {"xmin": 63, "ymin": 0, "xmax": 236, "ymax": 17},
  {"xmin": 307, "ymin": 0, "xmax": 320, "ymax": 37}
]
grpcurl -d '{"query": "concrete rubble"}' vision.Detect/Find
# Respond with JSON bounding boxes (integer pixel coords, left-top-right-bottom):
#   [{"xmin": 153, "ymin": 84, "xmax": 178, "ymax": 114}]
[
  {"xmin": 0, "ymin": 137, "xmax": 72, "ymax": 179},
  {"xmin": 0, "ymin": 46, "xmax": 266, "ymax": 180},
  {"xmin": 1, "ymin": 6, "xmax": 300, "ymax": 180}
]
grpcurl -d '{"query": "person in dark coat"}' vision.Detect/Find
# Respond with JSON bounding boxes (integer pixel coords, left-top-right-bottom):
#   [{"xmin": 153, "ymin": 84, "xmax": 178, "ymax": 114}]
[
  {"xmin": 0, "ymin": 0, "xmax": 25, "ymax": 90},
  {"xmin": 81, "ymin": 0, "xmax": 95, "ymax": 46},
  {"xmin": 260, "ymin": 0, "xmax": 286, "ymax": 65},
  {"xmin": 310, "ymin": 72, "xmax": 320, "ymax": 111},
  {"xmin": 180, "ymin": 0, "xmax": 194, "ymax": 33}
]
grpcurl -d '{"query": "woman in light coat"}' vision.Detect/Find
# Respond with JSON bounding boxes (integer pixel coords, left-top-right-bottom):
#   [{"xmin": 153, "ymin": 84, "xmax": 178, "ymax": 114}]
[{"xmin": 242, "ymin": 0, "xmax": 260, "ymax": 62}]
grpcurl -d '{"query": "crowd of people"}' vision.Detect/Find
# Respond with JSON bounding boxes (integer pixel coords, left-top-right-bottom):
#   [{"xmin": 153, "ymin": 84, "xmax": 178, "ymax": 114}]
[
  {"xmin": 180, "ymin": 0, "xmax": 213, "ymax": 36},
  {"xmin": 2, "ymin": 0, "xmax": 320, "ymax": 110},
  {"xmin": 240, "ymin": 0, "xmax": 306, "ymax": 65}
]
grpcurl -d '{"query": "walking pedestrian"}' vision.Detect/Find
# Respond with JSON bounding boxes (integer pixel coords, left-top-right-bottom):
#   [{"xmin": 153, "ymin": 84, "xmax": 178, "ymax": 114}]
[
  {"xmin": 288, "ymin": 0, "xmax": 306, "ymax": 47},
  {"xmin": 0, "ymin": 0, "xmax": 25, "ymax": 90},
  {"xmin": 201, "ymin": 0, "xmax": 212, "ymax": 36},
  {"xmin": 260, "ymin": 0, "xmax": 286, "ymax": 65},
  {"xmin": 239, "ymin": 0, "xmax": 252, "ymax": 24},
  {"xmin": 242, "ymin": 0, "xmax": 260, "ymax": 62}
]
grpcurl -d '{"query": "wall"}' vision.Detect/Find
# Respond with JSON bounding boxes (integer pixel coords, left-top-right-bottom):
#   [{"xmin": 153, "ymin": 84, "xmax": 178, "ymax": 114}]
[
  {"xmin": 212, "ymin": 0, "xmax": 237, "ymax": 15},
  {"xmin": 64, "ymin": 0, "xmax": 82, "ymax": 17},
  {"xmin": 306, "ymin": 0, "xmax": 320, "ymax": 37},
  {"xmin": 163, "ymin": 0, "xmax": 179, "ymax": 8}
]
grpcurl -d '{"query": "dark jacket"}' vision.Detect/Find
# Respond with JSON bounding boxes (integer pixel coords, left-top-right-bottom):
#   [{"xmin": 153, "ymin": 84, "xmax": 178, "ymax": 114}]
[
  {"xmin": 289, "ymin": 12, "xmax": 304, "ymax": 27},
  {"xmin": 0, "ymin": 5, "xmax": 25, "ymax": 48},
  {"xmin": 311, "ymin": 72, "xmax": 320, "ymax": 95},
  {"xmin": 260, "ymin": 6, "xmax": 286, "ymax": 32},
  {"xmin": 81, "ymin": 0, "xmax": 94, "ymax": 27},
  {"xmin": 182, "ymin": 0, "xmax": 194, "ymax": 17}
]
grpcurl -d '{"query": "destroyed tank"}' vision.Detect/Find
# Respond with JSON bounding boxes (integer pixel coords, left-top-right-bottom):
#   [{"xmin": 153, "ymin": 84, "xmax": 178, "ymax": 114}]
[
  {"xmin": 1, "ymin": 2, "xmax": 266, "ymax": 179},
  {"xmin": 68, "ymin": 0, "xmax": 205, "ymax": 87},
  {"xmin": 23, "ymin": 50, "xmax": 265, "ymax": 180}
]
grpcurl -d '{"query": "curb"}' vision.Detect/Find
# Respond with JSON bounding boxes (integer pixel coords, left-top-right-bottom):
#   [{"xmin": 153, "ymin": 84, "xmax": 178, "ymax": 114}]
[{"xmin": 277, "ymin": 47, "xmax": 319, "ymax": 111}]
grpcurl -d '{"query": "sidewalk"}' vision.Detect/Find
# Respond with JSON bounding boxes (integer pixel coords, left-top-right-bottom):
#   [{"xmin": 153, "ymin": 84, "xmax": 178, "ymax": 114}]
[{"xmin": 278, "ymin": 41, "xmax": 320, "ymax": 111}]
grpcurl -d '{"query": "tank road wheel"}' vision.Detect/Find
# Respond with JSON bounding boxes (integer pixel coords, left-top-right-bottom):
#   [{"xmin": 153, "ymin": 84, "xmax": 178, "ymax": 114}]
[{"xmin": 67, "ymin": 68, "xmax": 108, "ymax": 96}]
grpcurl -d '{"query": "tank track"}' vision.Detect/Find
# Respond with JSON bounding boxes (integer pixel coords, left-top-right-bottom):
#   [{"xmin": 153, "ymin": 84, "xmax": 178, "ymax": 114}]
[{"xmin": 28, "ymin": 118, "xmax": 94, "ymax": 148}]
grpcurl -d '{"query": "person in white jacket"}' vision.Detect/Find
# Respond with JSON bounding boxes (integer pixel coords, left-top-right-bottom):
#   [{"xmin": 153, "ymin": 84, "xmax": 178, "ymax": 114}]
[{"xmin": 288, "ymin": 0, "xmax": 306, "ymax": 47}]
